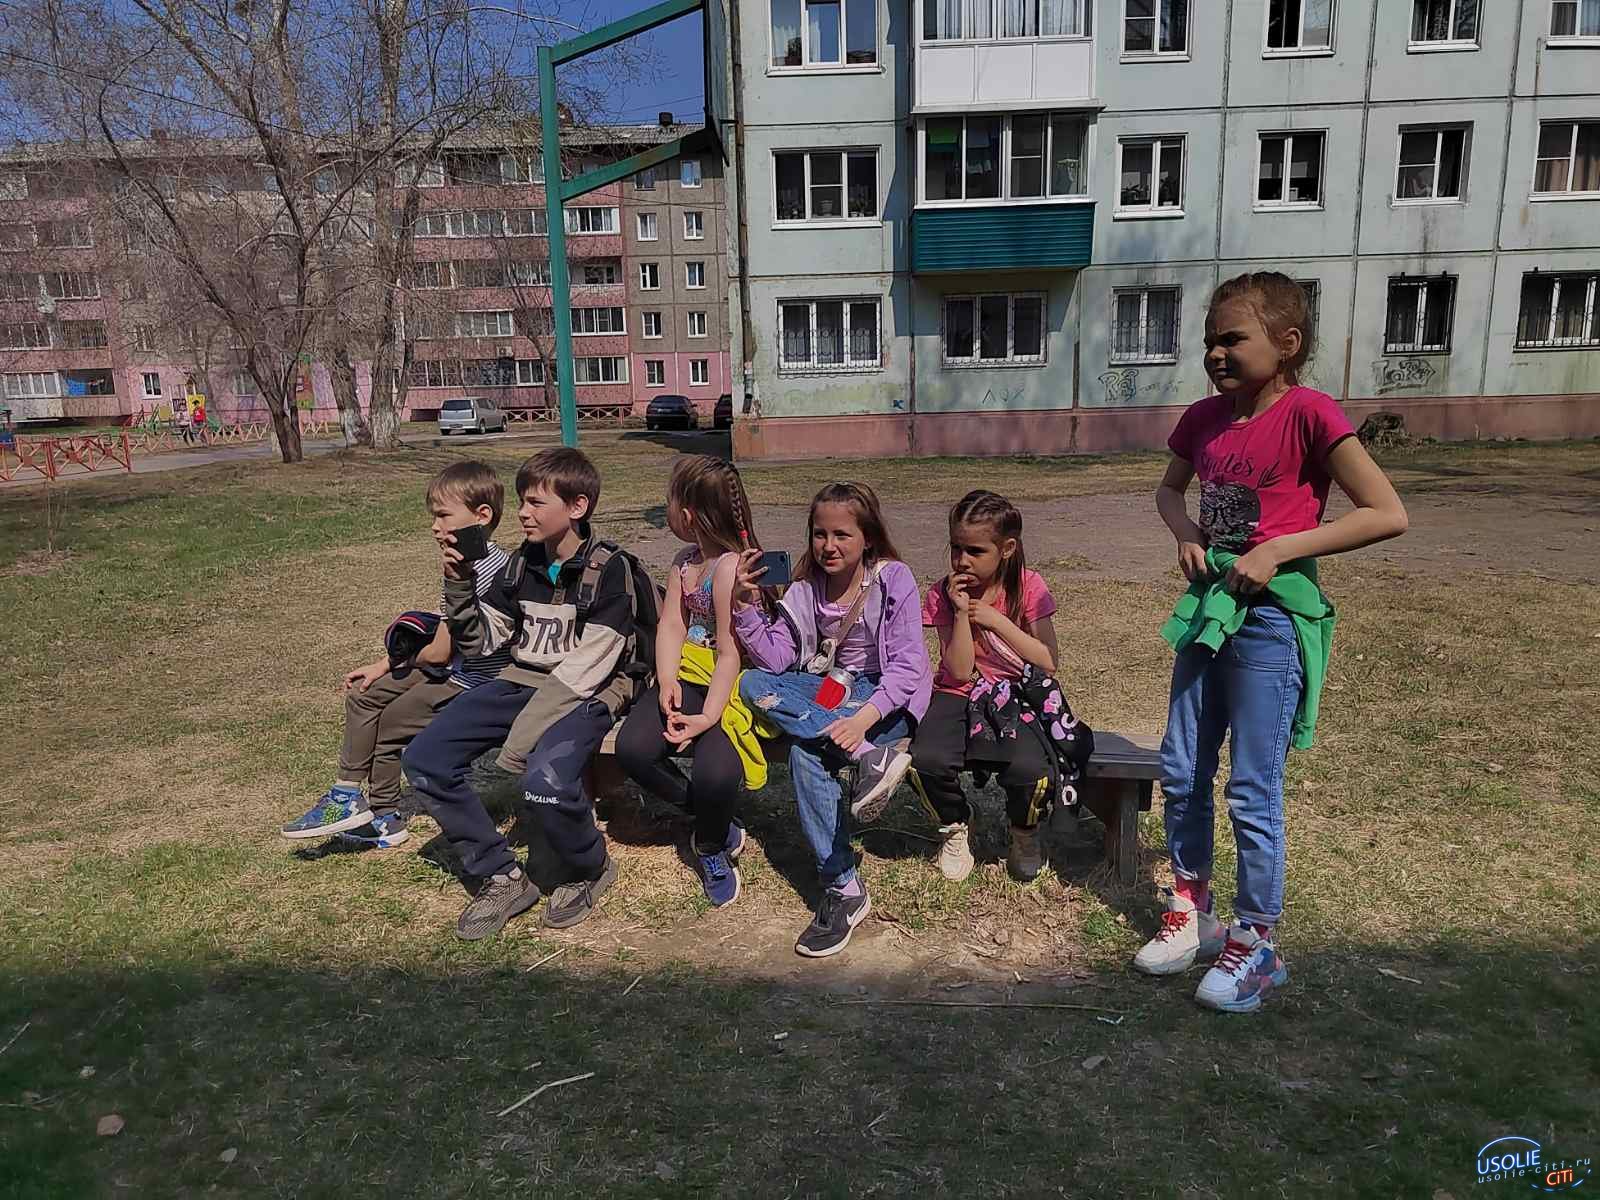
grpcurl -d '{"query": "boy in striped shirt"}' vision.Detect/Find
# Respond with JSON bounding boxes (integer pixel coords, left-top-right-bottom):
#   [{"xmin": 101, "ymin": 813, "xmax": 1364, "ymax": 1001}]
[{"xmin": 280, "ymin": 460, "xmax": 512, "ymax": 848}]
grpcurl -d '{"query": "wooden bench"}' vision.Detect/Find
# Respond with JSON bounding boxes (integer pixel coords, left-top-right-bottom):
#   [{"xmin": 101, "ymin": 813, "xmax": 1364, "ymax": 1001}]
[{"xmin": 590, "ymin": 728, "xmax": 1161, "ymax": 885}]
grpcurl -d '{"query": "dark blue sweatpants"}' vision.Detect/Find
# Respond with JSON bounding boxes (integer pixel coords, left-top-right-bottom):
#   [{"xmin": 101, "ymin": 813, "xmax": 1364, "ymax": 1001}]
[{"xmin": 401, "ymin": 679, "xmax": 613, "ymax": 882}]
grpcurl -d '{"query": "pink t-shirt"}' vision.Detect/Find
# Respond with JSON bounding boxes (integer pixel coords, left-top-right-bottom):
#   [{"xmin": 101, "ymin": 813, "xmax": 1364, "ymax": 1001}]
[
  {"xmin": 1167, "ymin": 387, "xmax": 1356, "ymax": 553},
  {"xmin": 922, "ymin": 569, "xmax": 1058, "ymax": 696}
]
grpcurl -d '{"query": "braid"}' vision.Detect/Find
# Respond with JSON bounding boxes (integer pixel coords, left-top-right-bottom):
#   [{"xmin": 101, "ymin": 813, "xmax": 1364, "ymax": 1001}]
[{"xmin": 726, "ymin": 468, "xmax": 750, "ymax": 546}]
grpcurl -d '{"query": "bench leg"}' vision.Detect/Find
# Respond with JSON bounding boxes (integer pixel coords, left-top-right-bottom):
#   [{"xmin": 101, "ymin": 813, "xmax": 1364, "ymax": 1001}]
[{"xmin": 1094, "ymin": 780, "xmax": 1139, "ymax": 886}]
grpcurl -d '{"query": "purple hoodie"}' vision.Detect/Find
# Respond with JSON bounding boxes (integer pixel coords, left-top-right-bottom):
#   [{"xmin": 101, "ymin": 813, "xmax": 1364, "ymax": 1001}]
[{"xmin": 733, "ymin": 558, "xmax": 934, "ymax": 723}]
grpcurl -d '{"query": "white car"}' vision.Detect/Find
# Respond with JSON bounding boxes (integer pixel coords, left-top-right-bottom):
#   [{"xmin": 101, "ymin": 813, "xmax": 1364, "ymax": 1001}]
[{"xmin": 438, "ymin": 396, "xmax": 507, "ymax": 435}]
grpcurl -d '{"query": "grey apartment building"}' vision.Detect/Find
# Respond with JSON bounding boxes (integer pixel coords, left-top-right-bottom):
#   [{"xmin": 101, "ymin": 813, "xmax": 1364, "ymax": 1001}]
[{"xmin": 722, "ymin": 0, "xmax": 1600, "ymax": 460}]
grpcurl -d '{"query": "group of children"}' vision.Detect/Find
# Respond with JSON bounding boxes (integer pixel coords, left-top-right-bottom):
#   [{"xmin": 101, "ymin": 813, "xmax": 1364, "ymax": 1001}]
[{"xmin": 280, "ymin": 271, "xmax": 1408, "ymax": 1013}]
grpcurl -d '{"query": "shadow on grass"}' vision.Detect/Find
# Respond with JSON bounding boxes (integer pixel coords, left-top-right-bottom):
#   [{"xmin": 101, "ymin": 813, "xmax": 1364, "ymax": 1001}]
[{"xmin": 1, "ymin": 939, "xmax": 1594, "ymax": 1199}]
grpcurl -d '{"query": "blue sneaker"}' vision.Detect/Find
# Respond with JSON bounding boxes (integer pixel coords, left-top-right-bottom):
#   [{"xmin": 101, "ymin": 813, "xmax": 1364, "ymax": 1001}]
[
  {"xmin": 724, "ymin": 820, "xmax": 747, "ymax": 861},
  {"xmin": 338, "ymin": 812, "xmax": 410, "ymax": 848},
  {"xmin": 695, "ymin": 846, "xmax": 741, "ymax": 908},
  {"xmin": 280, "ymin": 785, "xmax": 370, "ymax": 840},
  {"xmin": 1194, "ymin": 924, "xmax": 1289, "ymax": 1013}
]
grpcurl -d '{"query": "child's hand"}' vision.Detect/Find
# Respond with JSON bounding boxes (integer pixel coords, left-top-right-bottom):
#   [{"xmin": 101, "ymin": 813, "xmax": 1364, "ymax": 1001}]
[
  {"xmin": 1177, "ymin": 541, "xmax": 1209, "ymax": 582},
  {"xmin": 823, "ymin": 707, "xmax": 878, "ymax": 755},
  {"xmin": 666, "ymin": 711, "xmax": 715, "ymax": 749},
  {"xmin": 440, "ymin": 532, "xmax": 466, "ymax": 581},
  {"xmin": 945, "ymin": 573, "xmax": 975, "ymax": 616},
  {"xmin": 342, "ymin": 659, "xmax": 389, "ymax": 692},
  {"xmin": 1225, "ymin": 543, "xmax": 1281, "ymax": 596},
  {"xmin": 733, "ymin": 548, "xmax": 767, "ymax": 609},
  {"xmin": 967, "ymin": 598, "xmax": 1002, "ymax": 631},
  {"xmin": 660, "ymin": 680, "xmax": 682, "ymax": 717}
]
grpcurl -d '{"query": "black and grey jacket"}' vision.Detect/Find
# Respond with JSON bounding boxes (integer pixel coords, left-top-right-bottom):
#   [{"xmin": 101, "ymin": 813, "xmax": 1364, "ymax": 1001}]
[{"xmin": 445, "ymin": 533, "xmax": 636, "ymax": 772}]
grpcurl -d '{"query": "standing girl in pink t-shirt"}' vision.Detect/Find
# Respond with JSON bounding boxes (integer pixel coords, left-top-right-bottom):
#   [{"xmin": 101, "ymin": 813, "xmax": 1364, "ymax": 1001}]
[
  {"xmin": 1138, "ymin": 272, "xmax": 1408, "ymax": 1013},
  {"xmin": 910, "ymin": 490, "xmax": 1062, "ymax": 883}
]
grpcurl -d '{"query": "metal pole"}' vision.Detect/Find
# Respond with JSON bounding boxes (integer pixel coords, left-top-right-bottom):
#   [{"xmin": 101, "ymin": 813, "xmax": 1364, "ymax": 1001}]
[{"xmin": 538, "ymin": 44, "xmax": 579, "ymax": 448}]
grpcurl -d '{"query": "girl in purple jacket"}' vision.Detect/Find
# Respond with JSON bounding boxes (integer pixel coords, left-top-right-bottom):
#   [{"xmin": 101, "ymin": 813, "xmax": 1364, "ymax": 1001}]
[{"xmin": 733, "ymin": 482, "xmax": 933, "ymax": 959}]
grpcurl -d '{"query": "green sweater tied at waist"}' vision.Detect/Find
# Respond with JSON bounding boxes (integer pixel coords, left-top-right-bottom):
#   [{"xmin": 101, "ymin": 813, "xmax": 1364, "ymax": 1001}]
[{"xmin": 1159, "ymin": 549, "xmax": 1336, "ymax": 750}]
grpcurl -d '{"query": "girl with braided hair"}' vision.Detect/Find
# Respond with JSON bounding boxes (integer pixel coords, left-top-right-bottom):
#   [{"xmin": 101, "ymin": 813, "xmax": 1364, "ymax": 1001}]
[{"xmin": 615, "ymin": 455, "xmax": 770, "ymax": 907}]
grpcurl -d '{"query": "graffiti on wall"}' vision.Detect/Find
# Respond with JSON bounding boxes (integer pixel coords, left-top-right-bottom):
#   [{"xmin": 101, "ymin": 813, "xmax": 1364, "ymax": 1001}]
[
  {"xmin": 1097, "ymin": 368, "xmax": 1180, "ymax": 406},
  {"xmin": 981, "ymin": 385, "xmax": 1027, "ymax": 408},
  {"xmin": 1371, "ymin": 358, "xmax": 1438, "ymax": 396}
]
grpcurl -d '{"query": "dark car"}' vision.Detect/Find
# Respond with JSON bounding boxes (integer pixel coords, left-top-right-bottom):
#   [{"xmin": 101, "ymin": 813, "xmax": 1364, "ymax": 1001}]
[
  {"xmin": 645, "ymin": 394, "xmax": 698, "ymax": 432},
  {"xmin": 713, "ymin": 394, "xmax": 733, "ymax": 430}
]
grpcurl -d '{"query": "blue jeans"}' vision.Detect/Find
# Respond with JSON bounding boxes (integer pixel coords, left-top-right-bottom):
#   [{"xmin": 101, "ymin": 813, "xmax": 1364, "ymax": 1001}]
[
  {"xmin": 740, "ymin": 669, "xmax": 912, "ymax": 888},
  {"xmin": 1160, "ymin": 604, "xmax": 1303, "ymax": 929}
]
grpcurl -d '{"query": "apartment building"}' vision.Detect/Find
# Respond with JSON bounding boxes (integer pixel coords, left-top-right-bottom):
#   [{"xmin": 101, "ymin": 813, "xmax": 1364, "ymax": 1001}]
[
  {"xmin": 723, "ymin": 0, "xmax": 1600, "ymax": 460},
  {"xmin": 0, "ymin": 124, "xmax": 731, "ymax": 425}
]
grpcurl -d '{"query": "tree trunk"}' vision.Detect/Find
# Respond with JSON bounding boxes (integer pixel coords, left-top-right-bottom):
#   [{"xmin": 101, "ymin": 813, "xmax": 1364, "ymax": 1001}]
[
  {"xmin": 266, "ymin": 390, "xmax": 305, "ymax": 463},
  {"xmin": 330, "ymin": 345, "xmax": 372, "ymax": 447},
  {"xmin": 367, "ymin": 345, "xmax": 404, "ymax": 449}
]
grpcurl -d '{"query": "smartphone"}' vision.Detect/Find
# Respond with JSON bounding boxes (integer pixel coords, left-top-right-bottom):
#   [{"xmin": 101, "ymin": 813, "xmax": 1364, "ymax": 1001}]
[
  {"xmin": 754, "ymin": 549, "xmax": 792, "ymax": 587},
  {"xmin": 450, "ymin": 523, "xmax": 491, "ymax": 563}
]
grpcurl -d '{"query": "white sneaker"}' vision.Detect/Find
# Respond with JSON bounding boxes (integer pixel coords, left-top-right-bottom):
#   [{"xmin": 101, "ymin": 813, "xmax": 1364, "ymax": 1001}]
[
  {"xmin": 1132, "ymin": 887, "xmax": 1225, "ymax": 976},
  {"xmin": 935, "ymin": 823, "xmax": 975, "ymax": 881},
  {"xmin": 1194, "ymin": 923, "xmax": 1289, "ymax": 1013}
]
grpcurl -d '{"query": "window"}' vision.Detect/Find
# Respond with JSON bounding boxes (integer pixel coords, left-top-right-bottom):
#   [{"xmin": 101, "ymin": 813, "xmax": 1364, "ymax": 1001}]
[
  {"xmin": 923, "ymin": 0, "xmax": 1089, "ymax": 40},
  {"xmin": 462, "ymin": 358, "xmax": 518, "ymax": 388},
  {"xmin": 690, "ymin": 359, "xmax": 710, "ymax": 385},
  {"xmin": 777, "ymin": 298, "xmax": 881, "ymax": 371},
  {"xmin": 410, "ymin": 261, "xmax": 453, "ymax": 289},
  {"xmin": 0, "ymin": 322, "xmax": 49, "ymax": 351},
  {"xmin": 3, "ymin": 371, "xmax": 61, "ymax": 400},
  {"xmin": 684, "ymin": 211, "xmax": 705, "ymax": 239},
  {"xmin": 409, "ymin": 360, "xmax": 460, "ymax": 388},
  {"xmin": 1551, "ymin": 0, "xmax": 1600, "ymax": 39},
  {"xmin": 1266, "ymin": 0, "xmax": 1333, "ymax": 52},
  {"xmin": 1533, "ymin": 122, "xmax": 1600, "ymax": 197},
  {"xmin": 771, "ymin": 0, "xmax": 877, "ymax": 67},
  {"xmin": 942, "ymin": 293, "xmax": 1047, "ymax": 365},
  {"xmin": 413, "ymin": 212, "xmax": 449, "ymax": 238},
  {"xmin": 923, "ymin": 114, "xmax": 1087, "ymax": 203},
  {"xmin": 646, "ymin": 360, "xmax": 666, "ymax": 385},
  {"xmin": 0, "ymin": 172, "xmax": 26, "ymax": 200},
  {"xmin": 503, "ymin": 209, "xmax": 544, "ymax": 237},
  {"xmin": 1297, "ymin": 279, "xmax": 1321, "ymax": 344},
  {"xmin": 0, "ymin": 225, "xmax": 30, "ymax": 252},
  {"xmin": 566, "ymin": 206, "xmax": 620, "ymax": 234},
  {"xmin": 1123, "ymin": 0, "xmax": 1188, "ymax": 56},
  {"xmin": 639, "ymin": 262, "xmax": 660, "ymax": 290},
  {"xmin": 0, "ymin": 273, "xmax": 32, "ymax": 301},
  {"xmin": 1111, "ymin": 287, "xmax": 1180, "ymax": 363},
  {"xmin": 1516, "ymin": 272, "xmax": 1599, "ymax": 348},
  {"xmin": 1116, "ymin": 136, "xmax": 1184, "ymax": 214},
  {"xmin": 688, "ymin": 311, "xmax": 708, "ymax": 337},
  {"xmin": 680, "ymin": 158, "xmax": 704, "ymax": 187},
  {"xmin": 642, "ymin": 311, "xmax": 664, "ymax": 338},
  {"xmin": 36, "ymin": 219, "xmax": 93, "ymax": 248},
  {"xmin": 141, "ymin": 372, "xmax": 163, "ymax": 398},
  {"xmin": 775, "ymin": 149, "xmax": 880, "ymax": 221},
  {"xmin": 516, "ymin": 359, "xmax": 546, "ymax": 385},
  {"xmin": 58, "ymin": 320, "xmax": 108, "ymax": 350},
  {"xmin": 1257, "ymin": 132, "xmax": 1325, "ymax": 208},
  {"xmin": 573, "ymin": 355, "xmax": 628, "ymax": 383},
  {"xmin": 455, "ymin": 310, "xmax": 515, "ymax": 338},
  {"xmin": 234, "ymin": 372, "xmax": 258, "ymax": 397},
  {"xmin": 131, "ymin": 326, "xmax": 159, "ymax": 353},
  {"xmin": 508, "ymin": 261, "xmax": 550, "ymax": 287},
  {"xmin": 42, "ymin": 271, "xmax": 100, "ymax": 300},
  {"xmin": 581, "ymin": 262, "xmax": 621, "ymax": 285},
  {"xmin": 1395, "ymin": 127, "xmax": 1469, "ymax": 202},
  {"xmin": 1384, "ymin": 277, "xmax": 1456, "ymax": 353},
  {"xmin": 637, "ymin": 212, "xmax": 659, "ymax": 241},
  {"xmin": 1410, "ymin": 0, "xmax": 1478, "ymax": 45},
  {"xmin": 572, "ymin": 306, "xmax": 625, "ymax": 334},
  {"xmin": 634, "ymin": 166, "xmax": 658, "ymax": 191},
  {"xmin": 686, "ymin": 261, "xmax": 706, "ymax": 289}
]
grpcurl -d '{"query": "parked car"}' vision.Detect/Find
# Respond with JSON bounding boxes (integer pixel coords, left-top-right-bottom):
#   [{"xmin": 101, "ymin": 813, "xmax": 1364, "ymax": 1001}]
[
  {"xmin": 438, "ymin": 396, "xmax": 506, "ymax": 435},
  {"xmin": 645, "ymin": 394, "xmax": 698, "ymax": 432},
  {"xmin": 713, "ymin": 394, "xmax": 733, "ymax": 430}
]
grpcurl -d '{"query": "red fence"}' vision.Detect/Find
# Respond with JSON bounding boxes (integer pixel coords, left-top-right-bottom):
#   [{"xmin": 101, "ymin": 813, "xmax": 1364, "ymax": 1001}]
[{"xmin": 0, "ymin": 432, "xmax": 134, "ymax": 482}]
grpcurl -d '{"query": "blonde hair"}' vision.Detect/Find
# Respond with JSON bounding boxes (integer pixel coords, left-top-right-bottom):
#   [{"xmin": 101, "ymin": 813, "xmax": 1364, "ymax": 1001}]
[
  {"xmin": 425, "ymin": 460, "xmax": 504, "ymax": 532},
  {"xmin": 1208, "ymin": 271, "xmax": 1315, "ymax": 384}
]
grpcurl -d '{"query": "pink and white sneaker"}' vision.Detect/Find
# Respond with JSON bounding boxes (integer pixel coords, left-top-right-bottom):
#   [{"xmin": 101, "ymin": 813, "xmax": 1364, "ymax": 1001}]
[
  {"xmin": 1194, "ymin": 923, "xmax": 1289, "ymax": 1013},
  {"xmin": 1132, "ymin": 887, "xmax": 1225, "ymax": 976}
]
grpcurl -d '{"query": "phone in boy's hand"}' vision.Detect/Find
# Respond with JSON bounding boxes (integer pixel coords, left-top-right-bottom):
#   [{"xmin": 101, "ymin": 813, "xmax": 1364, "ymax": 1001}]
[
  {"xmin": 754, "ymin": 549, "xmax": 792, "ymax": 587},
  {"xmin": 450, "ymin": 523, "xmax": 491, "ymax": 564}
]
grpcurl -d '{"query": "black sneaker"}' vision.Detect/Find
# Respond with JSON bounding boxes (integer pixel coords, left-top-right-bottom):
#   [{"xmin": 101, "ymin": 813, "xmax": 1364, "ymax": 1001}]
[
  {"xmin": 795, "ymin": 884, "xmax": 872, "ymax": 958},
  {"xmin": 850, "ymin": 746, "xmax": 913, "ymax": 823},
  {"xmin": 456, "ymin": 866, "xmax": 540, "ymax": 941},
  {"xmin": 543, "ymin": 855, "xmax": 619, "ymax": 929}
]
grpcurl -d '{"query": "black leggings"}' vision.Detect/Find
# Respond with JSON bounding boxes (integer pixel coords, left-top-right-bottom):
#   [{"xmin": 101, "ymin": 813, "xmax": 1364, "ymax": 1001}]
[
  {"xmin": 910, "ymin": 690, "xmax": 1053, "ymax": 830},
  {"xmin": 615, "ymin": 681, "xmax": 742, "ymax": 852}
]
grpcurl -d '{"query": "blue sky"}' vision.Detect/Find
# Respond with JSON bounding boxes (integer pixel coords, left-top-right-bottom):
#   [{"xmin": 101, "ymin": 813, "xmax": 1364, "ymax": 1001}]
[{"xmin": 577, "ymin": 0, "xmax": 708, "ymax": 126}]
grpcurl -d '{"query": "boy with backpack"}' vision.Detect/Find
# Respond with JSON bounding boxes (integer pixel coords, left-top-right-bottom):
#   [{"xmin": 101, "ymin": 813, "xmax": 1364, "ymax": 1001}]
[{"xmin": 401, "ymin": 448, "xmax": 659, "ymax": 940}]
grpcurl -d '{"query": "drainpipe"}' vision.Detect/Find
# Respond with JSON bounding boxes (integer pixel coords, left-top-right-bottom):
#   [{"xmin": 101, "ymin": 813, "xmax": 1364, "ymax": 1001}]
[
  {"xmin": 728, "ymin": 0, "xmax": 758, "ymax": 422},
  {"xmin": 1340, "ymin": 1, "xmax": 1381, "ymax": 404},
  {"xmin": 1480, "ymin": 0, "xmax": 1528, "ymax": 399}
]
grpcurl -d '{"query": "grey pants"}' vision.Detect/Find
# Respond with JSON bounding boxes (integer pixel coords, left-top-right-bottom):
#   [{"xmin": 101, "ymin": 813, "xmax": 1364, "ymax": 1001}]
[{"xmin": 337, "ymin": 668, "xmax": 461, "ymax": 812}]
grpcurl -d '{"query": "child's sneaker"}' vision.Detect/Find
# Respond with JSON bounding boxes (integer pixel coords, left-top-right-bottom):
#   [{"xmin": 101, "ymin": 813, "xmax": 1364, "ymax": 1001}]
[
  {"xmin": 280, "ymin": 785, "xmax": 371, "ymax": 840},
  {"xmin": 338, "ymin": 812, "xmax": 410, "ymax": 848},
  {"xmin": 694, "ymin": 846, "xmax": 741, "ymax": 908},
  {"xmin": 1007, "ymin": 825, "xmax": 1043, "ymax": 882},
  {"xmin": 1194, "ymin": 923, "xmax": 1289, "ymax": 1013},
  {"xmin": 456, "ymin": 866, "xmax": 541, "ymax": 941},
  {"xmin": 850, "ymin": 745, "xmax": 913, "ymax": 823},
  {"xmin": 795, "ymin": 883, "xmax": 871, "ymax": 958},
  {"xmin": 724, "ymin": 819, "xmax": 747, "ymax": 861},
  {"xmin": 544, "ymin": 855, "xmax": 619, "ymax": 929},
  {"xmin": 1133, "ymin": 888, "xmax": 1225, "ymax": 976},
  {"xmin": 935, "ymin": 823, "xmax": 975, "ymax": 881}
]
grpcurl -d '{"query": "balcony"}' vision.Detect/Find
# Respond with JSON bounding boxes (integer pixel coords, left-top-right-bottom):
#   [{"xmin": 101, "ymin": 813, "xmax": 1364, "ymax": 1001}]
[
  {"xmin": 911, "ymin": 202, "xmax": 1094, "ymax": 273},
  {"xmin": 914, "ymin": 0, "xmax": 1096, "ymax": 112}
]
